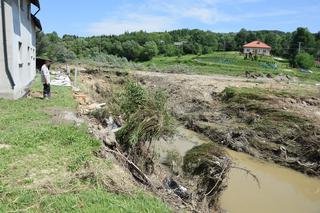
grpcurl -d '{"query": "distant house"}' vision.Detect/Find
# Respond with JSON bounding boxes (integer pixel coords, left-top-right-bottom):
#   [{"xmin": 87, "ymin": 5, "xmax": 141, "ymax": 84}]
[
  {"xmin": 0, "ymin": 0, "xmax": 42, "ymax": 99},
  {"xmin": 243, "ymin": 40, "xmax": 271, "ymax": 56}
]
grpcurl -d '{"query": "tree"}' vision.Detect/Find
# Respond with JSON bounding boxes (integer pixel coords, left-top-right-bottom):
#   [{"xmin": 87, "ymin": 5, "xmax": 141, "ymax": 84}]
[
  {"xmin": 122, "ymin": 40, "xmax": 142, "ymax": 61},
  {"xmin": 111, "ymin": 40, "xmax": 123, "ymax": 56},
  {"xmin": 265, "ymin": 33, "xmax": 281, "ymax": 55},
  {"xmin": 140, "ymin": 41, "xmax": 159, "ymax": 61},
  {"xmin": 235, "ymin": 28, "xmax": 248, "ymax": 50},
  {"xmin": 48, "ymin": 43, "xmax": 76, "ymax": 62},
  {"xmin": 295, "ymin": 52, "xmax": 315, "ymax": 69},
  {"xmin": 36, "ymin": 32, "xmax": 50, "ymax": 56},
  {"xmin": 289, "ymin": 27, "xmax": 316, "ymax": 66}
]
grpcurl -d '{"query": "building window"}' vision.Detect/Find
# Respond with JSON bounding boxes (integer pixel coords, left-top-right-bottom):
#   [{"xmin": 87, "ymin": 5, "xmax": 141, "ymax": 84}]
[
  {"xmin": 19, "ymin": 42, "xmax": 23, "ymax": 67},
  {"xmin": 20, "ymin": 0, "xmax": 24, "ymax": 11}
]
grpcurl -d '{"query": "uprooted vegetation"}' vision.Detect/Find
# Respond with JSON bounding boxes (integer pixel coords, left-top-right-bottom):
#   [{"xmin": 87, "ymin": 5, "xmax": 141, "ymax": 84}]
[
  {"xmin": 134, "ymin": 71, "xmax": 320, "ymax": 176},
  {"xmin": 183, "ymin": 143, "xmax": 231, "ymax": 209},
  {"xmin": 115, "ymin": 81, "xmax": 175, "ymax": 176},
  {"xmin": 188, "ymin": 87, "xmax": 320, "ymax": 176},
  {"xmin": 79, "ymin": 71, "xmax": 231, "ymax": 212}
]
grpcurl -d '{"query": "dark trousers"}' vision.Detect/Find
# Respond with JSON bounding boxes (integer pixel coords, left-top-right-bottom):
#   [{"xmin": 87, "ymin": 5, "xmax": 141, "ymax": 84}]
[{"xmin": 43, "ymin": 84, "xmax": 51, "ymax": 98}]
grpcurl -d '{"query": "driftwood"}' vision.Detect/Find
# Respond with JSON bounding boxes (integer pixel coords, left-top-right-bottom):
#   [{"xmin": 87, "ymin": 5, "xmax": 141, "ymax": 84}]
[
  {"xmin": 205, "ymin": 164, "xmax": 228, "ymax": 196},
  {"xmin": 231, "ymin": 165, "xmax": 261, "ymax": 188},
  {"xmin": 103, "ymin": 146, "xmax": 155, "ymax": 189}
]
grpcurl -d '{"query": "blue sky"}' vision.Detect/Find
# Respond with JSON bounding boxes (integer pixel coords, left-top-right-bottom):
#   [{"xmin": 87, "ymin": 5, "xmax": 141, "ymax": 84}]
[{"xmin": 36, "ymin": 0, "xmax": 320, "ymax": 36}]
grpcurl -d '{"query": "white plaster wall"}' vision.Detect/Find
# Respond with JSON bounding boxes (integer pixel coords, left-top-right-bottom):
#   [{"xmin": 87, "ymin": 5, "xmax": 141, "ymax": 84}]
[
  {"xmin": 0, "ymin": 0, "xmax": 13, "ymax": 97},
  {"xmin": 244, "ymin": 48, "xmax": 271, "ymax": 56},
  {"xmin": 0, "ymin": 0, "xmax": 37, "ymax": 99}
]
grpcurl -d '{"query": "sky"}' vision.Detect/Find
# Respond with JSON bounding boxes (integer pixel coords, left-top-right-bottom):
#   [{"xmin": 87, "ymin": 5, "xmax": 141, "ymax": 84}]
[{"xmin": 35, "ymin": 0, "xmax": 320, "ymax": 36}]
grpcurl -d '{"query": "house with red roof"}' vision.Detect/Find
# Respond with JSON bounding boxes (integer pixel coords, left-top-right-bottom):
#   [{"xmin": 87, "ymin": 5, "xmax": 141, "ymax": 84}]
[{"xmin": 243, "ymin": 40, "xmax": 271, "ymax": 56}]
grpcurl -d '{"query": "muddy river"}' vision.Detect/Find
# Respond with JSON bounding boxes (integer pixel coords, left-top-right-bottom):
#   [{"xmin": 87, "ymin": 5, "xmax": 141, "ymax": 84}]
[
  {"xmin": 156, "ymin": 127, "xmax": 320, "ymax": 213},
  {"xmin": 221, "ymin": 149, "xmax": 320, "ymax": 213}
]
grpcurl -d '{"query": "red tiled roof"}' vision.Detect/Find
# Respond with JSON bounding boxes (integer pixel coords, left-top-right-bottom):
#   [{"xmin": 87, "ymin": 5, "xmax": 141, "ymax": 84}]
[{"xmin": 243, "ymin": 40, "xmax": 271, "ymax": 49}]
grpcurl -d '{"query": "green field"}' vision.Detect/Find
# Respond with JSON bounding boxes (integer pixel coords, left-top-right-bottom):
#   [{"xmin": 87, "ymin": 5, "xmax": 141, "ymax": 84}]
[
  {"xmin": 0, "ymin": 78, "xmax": 170, "ymax": 212},
  {"xmin": 143, "ymin": 52, "xmax": 320, "ymax": 82}
]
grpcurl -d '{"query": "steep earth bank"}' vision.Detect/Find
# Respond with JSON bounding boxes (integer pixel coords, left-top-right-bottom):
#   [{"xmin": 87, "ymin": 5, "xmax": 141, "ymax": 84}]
[{"xmin": 133, "ymin": 71, "xmax": 320, "ymax": 176}]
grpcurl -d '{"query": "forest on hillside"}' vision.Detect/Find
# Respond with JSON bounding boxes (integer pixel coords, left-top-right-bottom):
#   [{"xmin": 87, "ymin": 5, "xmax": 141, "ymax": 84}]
[{"xmin": 36, "ymin": 27, "xmax": 320, "ymax": 66}]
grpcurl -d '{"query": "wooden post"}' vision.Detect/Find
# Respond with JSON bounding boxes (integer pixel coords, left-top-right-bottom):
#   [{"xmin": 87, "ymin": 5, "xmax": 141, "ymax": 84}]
[
  {"xmin": 74, "ymin": 66, "xmax": 78, "ymax": 88},
  {"xmin": 66, "ymin": 64, "xmax": 70, "ymax": 76}
]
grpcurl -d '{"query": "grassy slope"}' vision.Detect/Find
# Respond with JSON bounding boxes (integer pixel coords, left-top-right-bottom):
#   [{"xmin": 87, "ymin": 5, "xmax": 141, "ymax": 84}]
[
  {"xmin": 0, "ymin": 79, "xmax": 170, "ymax": 213},
  {"xmin": 143, "ymin": 52, "xmax": 320, "ymax": 82}
]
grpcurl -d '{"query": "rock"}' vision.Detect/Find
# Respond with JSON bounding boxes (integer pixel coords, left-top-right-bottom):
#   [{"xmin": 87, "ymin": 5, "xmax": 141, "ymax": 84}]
[
  {"xmin": 0, "ymin": 144, "xmax": 11, "ymax": 149},
  {"xmin": 103, "ymin": 136, "xmax": 117, "ymax": 148}
]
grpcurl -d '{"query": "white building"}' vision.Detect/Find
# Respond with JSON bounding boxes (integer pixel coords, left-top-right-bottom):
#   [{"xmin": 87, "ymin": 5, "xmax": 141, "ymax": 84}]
[
  {"xmin": 243, "ymin": 40, "xmax": 271, "ymax": 56},
  {"xmin": 0, "ymin": 0, "xmax": 41, "ymax": 99}
]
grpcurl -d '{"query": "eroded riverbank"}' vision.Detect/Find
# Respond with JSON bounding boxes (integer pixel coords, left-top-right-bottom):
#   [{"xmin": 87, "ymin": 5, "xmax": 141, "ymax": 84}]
[
  {"xmin": 72, "ymin": 67, "xmax": 320, "ymax": 212},
  {"xmin": 156, "ymin": 127, "xmax": 320, "ymax": 213},
  {"xmin": 134, "ymin": 71, "xmax": 320, "ymax": 176}
]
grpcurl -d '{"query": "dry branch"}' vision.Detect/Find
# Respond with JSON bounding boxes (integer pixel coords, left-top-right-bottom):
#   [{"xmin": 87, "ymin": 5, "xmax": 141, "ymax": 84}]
[
  {"xmin": 103, "ymin": 147, "xmax": 155, "ymax": 189},
  {"xmin": 231, "ymin": 165, "xmax": 261, "ymax": 188}
]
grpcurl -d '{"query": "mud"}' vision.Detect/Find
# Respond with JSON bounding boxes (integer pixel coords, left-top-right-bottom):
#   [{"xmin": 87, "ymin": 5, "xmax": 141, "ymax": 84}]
[
  {"xmin": 77, "ymin": 70, "xmax": 232, "ymax": 212},
  {"xmin": 133, "ymin": 71, "xmax": 320, "ymax": 176}
]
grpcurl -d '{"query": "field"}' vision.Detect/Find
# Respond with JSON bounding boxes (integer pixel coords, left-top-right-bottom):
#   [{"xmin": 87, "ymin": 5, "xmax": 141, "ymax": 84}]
[
  {"xmin": 143, "ymin": 52, "xmax": 320, "ymax": 82},
  {"xmin": 0, "ymin": 78, "xmax": 170, "ymax": 212}
]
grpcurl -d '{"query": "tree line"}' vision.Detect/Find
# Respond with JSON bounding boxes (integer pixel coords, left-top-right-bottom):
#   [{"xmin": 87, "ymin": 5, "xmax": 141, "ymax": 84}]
[{"xmin": 36, "ymin": 27, "xmax": 320, "ymax": 66}]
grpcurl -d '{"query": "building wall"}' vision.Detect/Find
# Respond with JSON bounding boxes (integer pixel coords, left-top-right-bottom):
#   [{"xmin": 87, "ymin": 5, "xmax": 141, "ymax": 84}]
[
  {"xmin": 0, "ymin": 0, "xmax": 37, "ymax": 99},
  {"xmin": 244, "ymin": 47, "xmax": 271, "ymax": 56}
]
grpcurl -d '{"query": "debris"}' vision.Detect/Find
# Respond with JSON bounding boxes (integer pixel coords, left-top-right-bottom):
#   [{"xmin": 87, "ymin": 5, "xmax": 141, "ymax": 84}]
[
  {"xmin": 299, "ymin": 68, "xmax": 312, "ymax": 73},
  {"xmin": 163, "ymin": 177, "xmax": 190, "ymax": 200},
  {"xmin": 50, "ymin": 70, "xmax": 72, "ymax": 87},
  {"xmin": 104, "ymin": 146, "xmax": 155, "ymax": 188},
  {"xmin": 87, "ymin": 103, "xmax": 106, "ymax": 110}
]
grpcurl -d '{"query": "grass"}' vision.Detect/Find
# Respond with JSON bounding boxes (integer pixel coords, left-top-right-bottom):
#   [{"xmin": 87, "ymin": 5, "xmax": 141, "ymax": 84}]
[
  {"xmin": 0, "ymin": 77, "xmax": 170, "ymax": 212},
  {"xmin": 143, "ymin": 52, "xmax": 320, "ymax": 82},
  {"xmin": 183, "ymin": 143, "xmax": 224, "ymax": 175}
]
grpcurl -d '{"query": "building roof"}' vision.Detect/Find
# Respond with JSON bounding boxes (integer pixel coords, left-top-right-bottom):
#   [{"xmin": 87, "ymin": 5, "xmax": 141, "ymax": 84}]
[
  {"xmin": 243, "ymin": 40, "xmax": 271, "ymax": 49},
  {"xmin": 30, "ymin": 0, "xmax": 40, "ymax": 9},
  {"xmin": 31, "ymin": 14, "xmax": 42, "ymax": 31}
]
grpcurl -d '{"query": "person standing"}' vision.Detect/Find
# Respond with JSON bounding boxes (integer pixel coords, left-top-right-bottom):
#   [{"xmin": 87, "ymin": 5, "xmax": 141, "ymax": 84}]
[{"xmin": 41, "ymin": 59, "xmax": 52, "ymax": 99}]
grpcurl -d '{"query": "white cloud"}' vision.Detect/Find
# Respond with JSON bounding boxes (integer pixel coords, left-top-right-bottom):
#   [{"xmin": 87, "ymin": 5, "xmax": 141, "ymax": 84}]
[
  {"xmin": 86, "ymin": 0, "xmax": 300, "ymax": 35},
  {"xmin": 86, "ymin": 0, "xmax": 237, "ymax": 35},
  {"xmin": 88, "ymin": 14, "xmax": 174, "ymax": 35}
]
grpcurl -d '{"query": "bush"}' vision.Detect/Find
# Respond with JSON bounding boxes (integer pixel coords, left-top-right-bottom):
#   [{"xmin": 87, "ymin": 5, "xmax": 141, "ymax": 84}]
[
  {"xmin": 295, "ymin": 52, "xmax": 315, "ymax": 69},
  {"xmin": 116, "ymin": 81, "xmax": 174, "ymax": 150}
]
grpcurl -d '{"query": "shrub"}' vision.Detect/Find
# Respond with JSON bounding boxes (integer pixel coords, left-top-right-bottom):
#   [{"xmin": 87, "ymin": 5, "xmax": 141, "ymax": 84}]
[
  {"xmin": 295, "ymin": 52, "xmax": 315, "ymax": 69},
  {"xmin": 116, "ymin": 81, "xmax": 174, "ymax": 150},
  {"xmin": 118, "ymin": 81, "xmax": 147, "ymax": 118}
]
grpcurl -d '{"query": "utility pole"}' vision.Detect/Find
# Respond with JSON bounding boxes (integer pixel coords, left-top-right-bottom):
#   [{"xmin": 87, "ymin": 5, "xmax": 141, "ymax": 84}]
[{"xmin": 298, "ymin": 42, "xmax": 302, "ymax": 53}]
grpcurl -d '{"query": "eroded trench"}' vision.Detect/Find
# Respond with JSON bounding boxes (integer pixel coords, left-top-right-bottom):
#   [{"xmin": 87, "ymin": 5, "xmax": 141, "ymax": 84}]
[{"xmin": 75, "ymin": 68, "xmax": 320, "ymax": 212}]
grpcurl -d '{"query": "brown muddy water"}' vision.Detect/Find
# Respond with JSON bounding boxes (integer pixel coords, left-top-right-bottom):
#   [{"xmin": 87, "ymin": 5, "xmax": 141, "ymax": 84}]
[
  {"xmin": 221, "ymin": 149, "xmax": 320, "ymax": 213},
  {"xmin": 156, "ymin": 127, "xmax": 320, "ymax": 213}
]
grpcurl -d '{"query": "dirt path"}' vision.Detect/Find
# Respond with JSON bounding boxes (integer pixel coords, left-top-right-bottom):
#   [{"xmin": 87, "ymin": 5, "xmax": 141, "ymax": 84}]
[{"xmin": 133, "ymin": 70, "xmax": 311, "ymax": 92}]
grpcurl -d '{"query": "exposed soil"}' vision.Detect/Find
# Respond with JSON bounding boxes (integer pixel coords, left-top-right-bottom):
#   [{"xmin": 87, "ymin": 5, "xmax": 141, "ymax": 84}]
[
  {"xmin": 71, "ymin": 68, "xmax": 319, "ymax": 213},
  {"xmin": 74, "ymin": 69, "xmax": 231, "ymax": 212},
  {"xmin": 44, "ymin": 107, "xmax": 84, "ymax": 125},
  {"xmin": 133, "ymin": 71, "xmax": 320, "ymax": 176}
]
